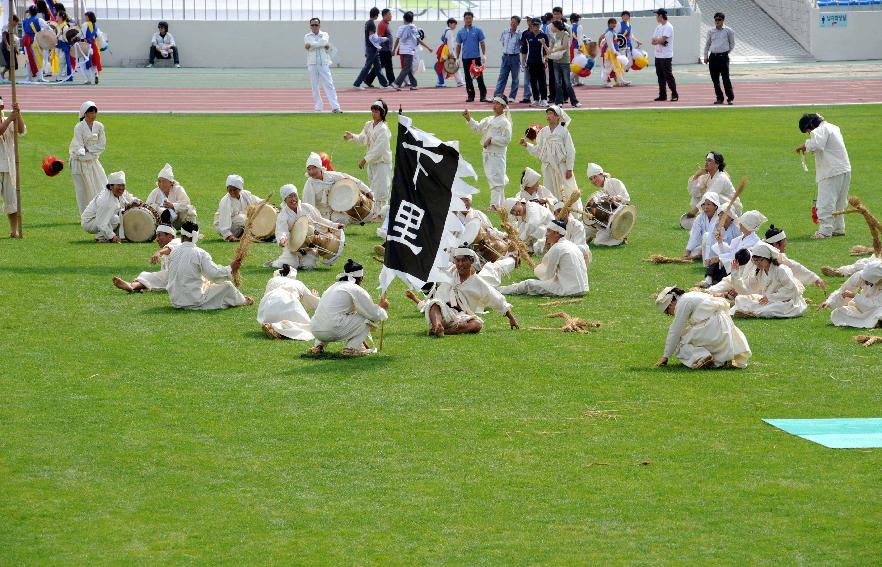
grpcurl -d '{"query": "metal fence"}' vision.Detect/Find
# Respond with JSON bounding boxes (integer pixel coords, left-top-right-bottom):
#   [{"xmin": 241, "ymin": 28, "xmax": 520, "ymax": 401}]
[{"xmin": 78, "ymin": 0, "xmax": 690, "ymax": 21}]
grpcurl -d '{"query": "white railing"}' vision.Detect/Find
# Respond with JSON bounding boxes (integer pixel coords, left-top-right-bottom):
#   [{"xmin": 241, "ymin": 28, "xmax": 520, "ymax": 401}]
[{"xmin": 75, "ymin": 0, "xmax": 689, "ymax": 21}]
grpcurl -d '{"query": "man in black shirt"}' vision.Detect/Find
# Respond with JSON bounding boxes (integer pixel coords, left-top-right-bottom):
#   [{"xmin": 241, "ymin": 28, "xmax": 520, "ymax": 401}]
[
  {"xmin": 354, "ymin": 7, "xmax": 388, "ymax": 89},
  {"xmin": 520, "ymin": 18, "xmax": 548, "ymax": 106}
]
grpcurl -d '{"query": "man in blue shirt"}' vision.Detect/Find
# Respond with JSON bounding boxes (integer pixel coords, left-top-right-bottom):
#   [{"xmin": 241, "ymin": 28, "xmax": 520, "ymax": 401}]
[
  {"xmin": 455, "ymin": 11, "xmax": 487, "ymax": 102},
  {"xmin": 494, "ymin": 15, "xmax": 522, "ymax": 101}
]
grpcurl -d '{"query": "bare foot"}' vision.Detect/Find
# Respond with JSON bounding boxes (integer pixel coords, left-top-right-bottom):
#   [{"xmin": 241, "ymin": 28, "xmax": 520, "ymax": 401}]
[
  {"xmin": 430, "ymin": 321, "xmax": 445, "ymax": 337},
  {"xmin": 112, "ymin": 276, "xmax": 134, "ymax": 293},
  {"xmin": 307, "ymin": 344, "xmax": 325, "ymax": 355},
  {"xmin": 244, "ymin": 296, "xmax": 254, "ymax": 306},
  {"xmin": 262, "ymin": 323, "xmax": 282, "ymax": 339},
  {"xmin": 404, "ymin": 289, "xmax": 419, "ymax": 303}
]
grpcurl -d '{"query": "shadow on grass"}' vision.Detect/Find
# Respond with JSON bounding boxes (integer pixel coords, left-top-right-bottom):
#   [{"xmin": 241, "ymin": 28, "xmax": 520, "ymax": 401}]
[
  {"xmin": 0, "ymin": 265, "xmax": 149, "ymax": 276},
  {"xmin": 139, "ymin": 305, "xmax": 251, "ymax": 316},
  {"xmin": 293, "ymin": 351, "xmax": 391, "ymax": 374}
]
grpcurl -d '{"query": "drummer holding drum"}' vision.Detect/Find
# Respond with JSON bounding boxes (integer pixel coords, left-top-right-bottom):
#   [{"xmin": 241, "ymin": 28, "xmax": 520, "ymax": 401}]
[
  {"xmin": 271, "ymin": 184, "xmax": 343, "ymax": 270},
  {"xmin": 583, "ymin": 162, "xmax": 634, "ymax": 247},
  {"xmin": 145, "ymin": 163, "xmax": 196, "ymax": 227},
  {"xmin": 302, "ymin": 152, "xmax": 374, "ymax": 225}
]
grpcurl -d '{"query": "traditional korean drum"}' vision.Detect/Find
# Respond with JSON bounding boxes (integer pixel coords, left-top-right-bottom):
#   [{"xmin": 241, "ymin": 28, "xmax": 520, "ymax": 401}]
[
  {"xmin": 329, "ymin": 177, "xmax": 373, "ymax": 224},
  {"xmin": 73, "ymin": 40, "xmax": 90, "ymax": 59},
  {"xmin": 65, "ymin": 27, "xmax": 81, "ymax": 44},
  {"xmin": 443, "ymin": 57, "xmax": 460, "ymax": 74},
  {"xmin": 36, "ymin": 27, "xmax": 57, "ymax": 50},
  {"xmin": 461, "ymin": 219, "xmax": 509, "ymax": 263},
  {"xmin": 122, "ymin": 203, "xmax": 160, "ymax": 242},
  {"xmin": 289, "ymin": 217, "xmax": 345, "ymax": 265},
  {"xmin": 584, "ymin": 195, "xmax": 637, "ymax": 241},
  {"xmin": 679, "ymin": 212, "xmax": 695, "ymax": 230},
  {"xmin": 247, "ymin": 203, "xmax": 279, "ymax": 241}
]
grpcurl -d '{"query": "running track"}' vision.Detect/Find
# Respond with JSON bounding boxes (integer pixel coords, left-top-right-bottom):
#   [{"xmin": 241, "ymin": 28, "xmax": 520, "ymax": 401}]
[{"xmin": 3, "ymin": 71, "xmax": 882, "ymax": 113}]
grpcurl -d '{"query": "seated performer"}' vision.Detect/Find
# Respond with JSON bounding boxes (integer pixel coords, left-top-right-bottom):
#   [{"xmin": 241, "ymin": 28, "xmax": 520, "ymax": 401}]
[
  {"xmin": 308, "ymin": 259, "xmax": 389, "ymax": 357},
  {"xmin": 302, "ymin": 152, "xmax": 373, "ymax": 225},
  {"xmin": 764, "ymin": 225, "xmax": 826, "ymax": 289},
  {"xmin": 549, "ymin": 200, "xmax": 591, "ymax": 262},
  {"xmin": 503, "ymin": 197, "xmax": 555, "ymax": 254},
  {"xmin": 145, "ymin": 163, "xmax": 196, "ymax": 227},
  {"xmin": 516, "ymin": 166, "xmax": 557, "ymax": 209},
  {"xmin": 166, "ymin": 221, "xmax": 252, "ymax": 310},
  {"xmin": 456, "ymin": 196, "xmax": 505, "ymax": 239},
  {"xmin": 271, "ymin": 183, "xmax": 341, "ymax": 269},
  {"xmin": 258, "ymin": 264, "xmax": 322, "ymax": 340},
  {"xmin": 819, "ymin": 261, "xmax": 882, "ymax": 328},
  {"xmin": 655, "ymin": 286, "xmax": 751, "ymax": 369},
  {"xmin": 708, "ymin": 248, "xmax": 754, "ymax": 300},
  {"xmin": 112, "ymin": 221, "xmax": 180, "ymax": 293},
  {"xmin": 80, "ymin": 171, "xmax": 137, "ymax": 242},
  {"xmin": 344, "ymin": 100, "xmax": 392, "ymax": 218},
  {"xmin": 463, "ymin": 95, "xmax": 513, "ymax": 211},
  {"xmin": 213, "ymin": 174, "xmax": 260, "ymax": 241},
  {"xmin": 685, "ymin": 152, "xmax": 742, "ymax": 220},
  {"xmin": 730, "ymin": 242, "xmax": 807, "ymax": 319},
  {"xmin": 822, "ymin": 252, "xmax": 881, "ymax": 278},
  {"xmin": 585, "ymin": 162, "xmax": 631, "ymax": 247},
  {"xmin": 407, "ymin": 245, "xmax": 519, "ymax": 336},
  {"xmin": 710, "ymin": 209, "xmax": 766, "ymax": 282},
  {"xmin": 500, "ymin": 220, "xmax": 589, "ymax": 296},
  {"xmin": 684, "ymin": 192, "xmax": 738, "ymax": 265}
]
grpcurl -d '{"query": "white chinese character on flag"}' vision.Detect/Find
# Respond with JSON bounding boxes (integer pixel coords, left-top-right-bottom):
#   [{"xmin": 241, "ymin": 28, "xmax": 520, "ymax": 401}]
[
  {"xmin": 402, "ymin": 142, "xmax": 444, "ymax": 187},
  {"xmin": 388, "ymin": 200, "xmax": 425, "ymax": 255}
]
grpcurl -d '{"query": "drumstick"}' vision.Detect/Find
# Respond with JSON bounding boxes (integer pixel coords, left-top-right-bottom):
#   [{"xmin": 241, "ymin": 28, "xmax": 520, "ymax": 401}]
[
  {"xmin": 715, "ymin": 177, "xmax": 747, "ymax": 242},
  {"xmin": 231, "ymin": 191, "xmax": 274, "ymax": 288}
]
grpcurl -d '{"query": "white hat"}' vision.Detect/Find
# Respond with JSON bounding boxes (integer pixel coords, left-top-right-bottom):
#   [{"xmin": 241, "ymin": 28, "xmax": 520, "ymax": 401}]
[
  {"xmin": 547, "ymin": 104, "xmax": 572, "ymax": 126},
  {"xmin": 701, "ymin": 192, "xmax": 721, "ymax": 208},
  {"xmin": 749, "ymin": 241, "xmax": 777, "ymax": 260},
  {"xmin": 586, "ymin": 163, "xmax": 605, "ymax": 178},
  {"xmin": 107, "ymin": 171, "xmax": 126, "ymax": 185},
  {"xmin": 503, "ymin": 198, "xmax": 522, "ymax": 213},
  {"xmin": 553, "ymin": 200, "xmax": 565, "ymax": 212},
  {"xmin": 737, "ymin": 210, "xmax": 768, "ymax": 232},
  {"xmin": 158, "ymin": 163, "xmax": 175, "ymax": 182},
  {"xmin": 520, "ymin": 167, "xmax": 541, "ymax": 189},
  {"xmin": 306, "ymin": 152, "xmax": 323, "ymax": 169},
  {"xmin": 273, "ymin": 267, "xmax": 299, "ymax": 279},
  {"xmin": 861, "ymin": 262, "xmax": 882, "ymax": 284},
  {"xmin": 655, "ymin": 286, "xmax": 677, "ymax": 312},
  {"xmin": 226, "ymin": 174, "xmax": 244, "ymax": 190},
  {"xmin": 280, "ymin": 184, "xmax": 298, "ymax": 200},
  {"xmin": 156, "ymin": 224, "xmax": 176, "ymax": 236},
  {"xmin": 452, "ymin": 246, "xmax": 477, "ymax": 259},
  {"xmin": 78, "ymin": 100, "xmax": 96, "ymax": 119}
]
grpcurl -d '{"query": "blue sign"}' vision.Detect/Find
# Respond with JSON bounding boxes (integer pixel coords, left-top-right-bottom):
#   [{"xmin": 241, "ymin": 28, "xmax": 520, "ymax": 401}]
[{"xmin": 819, "ymin": 13, "xmax": 847, "ymax": 28}]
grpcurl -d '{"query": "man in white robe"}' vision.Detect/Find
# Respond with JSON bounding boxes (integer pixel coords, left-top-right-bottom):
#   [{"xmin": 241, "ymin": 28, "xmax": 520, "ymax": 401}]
[
  {"xmin": 112, "ymin": 224, "xmax": 181, "ymax": 292},
  {"xmin": 712, "ymin": 209, "xmax": 766, "ymax": 276},
  {"xmin": 516, "ymin": 166, "xmax": 557, "ymax": 210},
  {"xmin": 822, "ymin": 253, "xmax": 881, "ymax": 278},
  {"xmin": 764, "ymin": 226, "xmax": 826, "ymax": 289},
  {"xmin": 166, "ymin": 221, "xmax": 252, "ymax": 310},
  {"xmin": 213, "ymin": 174, "xmax": 260, "ymax": 241},
  {"xmin": 407, "ymin": 247, "xmax": 519, "ymax": 336},
  {"xmin": 463, "ymin": 95, "xmax": 513, "ymax": 211},
  {"xmin": 145, "ymin": 163, "xmax": 196, "ymax": 227},
  {"xmin": 80, "ymin": 171, "xmax": 137, "ymax": 242},
  {"xmin": 69, "ymin": 101, "xmax": 107, "ymax": 215},
  {"xmin": 344, "ymin": 100, "xmax": 392, "ymax": 217},
  {"xmin": 684, "ymin": 192, "xmax": 739, "ymax": 278},
  {"xmin": 500, "ymin": 220, "xmax": 588, "ymax": 296},
  {"xmin": 308, "ymin": 259, "xmax": 388, "ymax": 357},
  {"xmin": 519, "ymin": 105, "xmax": 580, "ymax": 209},
  {"xmin": 258, "ymin": 264, "xmax": 321, "ymax": 340},
  {"xmin": 0, "ymin": 99, "xmax": 26, "ymax": 238},
  {"xmin": 655, "ymin": 286, "xmax": 751, "ymax": 369},
  {"xmin": 796, "ymin": 113, "xmax": 851, "ymax": 239},
  {"xmin": 302, "ymin": 152, "xmax": 373, "ymax": 226},
  {"xmin": 821, "ymin": 261, "xmax": 882, "ymax": 328},
  {"xmin": 271, "ymin": 183, "xmax": 341, "ymax": 269},
  {"xmin": 503, "ymin": 197, "xmax": 555, "ymax": 255},
  {"xmin": 584, "ymin": 162, "xmax": 632, "ymax": 247},
  {"xmin": 456, "ymin": 196, "xmax": 506, "ymax": 239},
  {"xmin": 684, "ymin": 151, "xmax": 742, "ymax": 221},
  {"xmin": 535, "ymin": 200, "xmax": 591, "ymax": 263}
]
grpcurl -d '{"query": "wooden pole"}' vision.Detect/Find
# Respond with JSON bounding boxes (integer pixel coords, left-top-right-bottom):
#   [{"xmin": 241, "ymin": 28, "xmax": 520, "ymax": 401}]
[
  {"xmin": 7, "ymin": 2, "xmax": 21, "ymax": 238},
  {"xmin": 378, "ymin": 292, "xmax": 387, "ymax": 352}
]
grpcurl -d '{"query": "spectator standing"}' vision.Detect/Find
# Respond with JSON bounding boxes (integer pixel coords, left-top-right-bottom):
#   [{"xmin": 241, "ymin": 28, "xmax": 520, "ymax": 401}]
[
  {"xmin": 519, "ymin": 16, "xmax": 533, "ymax": 103},
  {"xmin": 704, "ymin": 12, "xmax": 735, "ymax": 105},
  {"xmin": 392, "ymin": 11, "xmax": 432, "ymax": 91},
  {"xmin": 520, "ymin": 18, "xmax": 548, "ymax": 107},
  {"xmin": 354, "ymin": 7, "xmax": 388, "ymax": 89},
  {"xmin": 147, "ymin": 21, "xmax": 180, "ymax": 68},
  {"xmin": 548, "ymin": 20, "xmax": 580, "ymax": 107},
  {"xmin": 547, "ymin": 7, "xmax": 568, "ymax": 104},
  {"xmin": 456, "ymin": 11, "xmax": 487, "ymax": 103},
  {"xmin": 569, "ymin": 13, "xmax": 583, "ymax": 86},
  {"xmin": 494, "ymin": 16, "xmax": 522, "ymax": 100},
  {"xmin": 436, "ymin": 18, "xmax": 465, "ymax": 87},
  {"xmin": 304, "ymin": 18, "xmax": 341, "ymax": 113},
  {"xmin": 651, "ymin": 8, "xmax": 678, "ymax": 102},
  {"xmin": 369, "ymin": 9, "xmax": 396, "ymax": 86}
]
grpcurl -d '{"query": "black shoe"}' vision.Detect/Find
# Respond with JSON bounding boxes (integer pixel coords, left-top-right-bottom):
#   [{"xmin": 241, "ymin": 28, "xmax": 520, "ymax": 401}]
[
  {"xmin": 519, "ymin": 99, "xmax": 531, "ymax": 104},
  {"xmin": 670, "ymin": 95, "xmax": 679, "ymax": 102},
  {"xmin": 713, "ymin": 100, "xmax": 723, "ymax": 105},
  {"xmin": 479, "ymin": 98, "xmax": 490, "ymax": 103},
  {"xmin": 654, "ymin": 96, "xmax": 667, "ymax": 102},
  {"xmin": 466, "ymin": 97, "xmax": 475, "ymax": 102},
  {"xmin": 727, "ymin": 100, "xmax": 734, "ymax": 105}
]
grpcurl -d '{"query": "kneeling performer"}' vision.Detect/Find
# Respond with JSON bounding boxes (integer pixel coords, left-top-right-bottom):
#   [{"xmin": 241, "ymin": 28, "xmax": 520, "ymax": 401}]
[
  {"xmin": 500, "ymin": 219, "xmax": 588, "ymax": 296},
  {"xmin": 213, "ymin": 174, "xmax": 260, "ymax": 241},
  {"xmin": 258, "ymin": 264, "xmax": 322, "ymax": 340}
]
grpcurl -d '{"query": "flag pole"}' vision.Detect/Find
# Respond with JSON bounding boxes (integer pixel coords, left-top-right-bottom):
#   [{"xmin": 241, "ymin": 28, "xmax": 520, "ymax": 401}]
[{"xmin": 7, "ymin": 1, "xmax": 22, "ymax": 238}]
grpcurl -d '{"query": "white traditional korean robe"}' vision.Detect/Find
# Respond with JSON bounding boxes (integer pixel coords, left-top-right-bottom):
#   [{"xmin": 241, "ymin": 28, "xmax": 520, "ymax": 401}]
[
  {"xmin": 134, "ymin": 238, "xmax": 182, "ymax": 291},
  {"xmin": 349, "ymin": 119, "xmax": 393, "ymax": 212},
  {"xmin": 585, "ymin": 177, "xmax": 632, "ymax": 247},
  {"xmin": 517, "ymin": 185, "xmax": 557, "ymax": 210},
  {"xmin": 271, "ymin": 201, "xmax": 331, "ymax": 269},
  {"xmin": 832, "ymin": 255, "xmax": 881, "ymax": 277},
  {"xmin": 733, "ymin": 264, "xmax": 807, "ymax": 318},
  {"xmin": 827, "ymin": 270, "xmax": 882, "ymax": 328},
  {"xmin": 213, "ymin": 189, "xmax": 260, "ymax": 239},
  {"xmin": 536, "ymin": 214, "xmax": 591, "ymax": 262},
  {"xmin": 513, "ymin": 201, "xmax": 555, "ymax": 251},
  {"xmin": 687, "ymin": 170, "xmax": 742, "ymax": 216},
  {"xmin": 69, "ymin": 119, "xmax": 108, "ymax": 214},
  {"xmin": 778, "ymin": 252, "xmax": 821, "ymax": 286},
  {"xmin": 310, "ymin": 280, "xmax": 388, "ymax": 349},
  {"xmin": 455, "ymin": 208, "xmax": 506, "ymax": 240},
  {"xmin": 421, "ymin": 261, "xmax": 513, "ymax": 328},
  {"xmin": 713, "ymin": 231, "xmax": 759, "ymax": 274},
  {"xmin": 257, "ymin": 274, "xmax": 321, "ymax": 340},
  {"xmin": 80, "ymin": 188, "xmax": 136, "ymax": 241},
  {"xmin": 302, "ymin": 170, "xmax": 371, "ymax": 225},
  {"xmin": 0, "ymin": 117, "xmax": 25, "ymax": 214},
  {"xmin": 145, "ymin": 184, "xmax": 196, "ymax": 225},
  {"xmin": 707, "ymin": 262, "xmax": 754, "ymax": 297},
  {"xmin": 685, "ymin": 212, "xmax": 739, "ymax": 261},
  {"xmin": 166, "ymin": 241, "xmax": 247, "ymax": 310},
  {"xmin": 525, "ymin": 123, "xmax": 580, "ymax": 210},
  {"xmin": 500, "ymin": 238, "xmax": 588, "ymax": 296},
  {"xmin": 664, "ymin": 291, "xmax": 751, "ymax": 368},
  {"xmin": 469, "ymin": 113, "xmax": 512, "ymax": 208}
]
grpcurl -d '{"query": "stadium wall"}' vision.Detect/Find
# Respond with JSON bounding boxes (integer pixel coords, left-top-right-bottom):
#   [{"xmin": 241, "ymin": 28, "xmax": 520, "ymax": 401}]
[
  {"xmin": 809, "ymin": 8, "xmax": 882, "ymax": 61},
  {"xmin": 98, "ymin": 14, "xmax": 702, "ymax": 68}
]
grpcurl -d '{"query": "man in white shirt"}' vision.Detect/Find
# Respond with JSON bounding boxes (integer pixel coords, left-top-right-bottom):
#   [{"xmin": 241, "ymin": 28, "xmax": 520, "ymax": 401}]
[
  {"xmin": 145, "ymin": 163, "xmax": 195, "ymax": 226},
  {"xmin": 80, "ymin": 170, "xmax": 137, "ymax": 242},
  {"xmin": 213, "ymin": 174, "xmax": 260, "ymax": 241},
  {"xmin": 651, "ymin": 8, "xmax": 678, "ymax": 102},
  {"xmin": 796, "ymin": 113, "xmax": 852, "ymax": 239},
  {"xmin": 499, "ymin": 220, "xmax": 589, "ymax": 296},
  {"xmin": 305, "ymin": 18, "xmax": 341, "ymax": 113},
  {"xmin": 112, "ymin": 224, "xmax": 181, "ymax": 292},
  {"xmin": 147, "ymin": 21, "xmax": 180, "ymax": 68}
]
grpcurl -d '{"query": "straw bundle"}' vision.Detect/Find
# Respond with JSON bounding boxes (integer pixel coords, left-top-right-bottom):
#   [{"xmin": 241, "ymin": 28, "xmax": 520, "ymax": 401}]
[
  {"xmin": 834, "ymin": 196, "xmax": 882, "ymax": 256},
  {"xmin": 646, "ymin": 254, "xmax": 693, "ymax": 264},
  {"xmin": 498, "ymin": 208, "xmax": 536, "ymax": 269},
  {"xmin": 538, "ymin": 299, "xmax": 582, "ymax": 307},
  {"xmin": 853, "ymin": 335, "xmax": 882, "ymax": 347},
  {"xmin": 231, "ymin": 191, "xmax": 274, "ymax": 288},
  {"xmin": 555, "ymin": 188, "xmax": 582, "ymax": 221},
  {"xmin": 528, "ymin": 311, "xmax": 600, "ymax": 334},
  {"xmin": 850, "ymin": 245, "xmax": 875, "ymax": 257}
]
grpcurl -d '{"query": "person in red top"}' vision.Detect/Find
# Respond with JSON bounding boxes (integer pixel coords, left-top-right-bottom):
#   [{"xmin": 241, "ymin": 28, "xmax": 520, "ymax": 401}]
[{"xmin": 366, "ymin": 8, "xmax": 395, "ymax": 87}]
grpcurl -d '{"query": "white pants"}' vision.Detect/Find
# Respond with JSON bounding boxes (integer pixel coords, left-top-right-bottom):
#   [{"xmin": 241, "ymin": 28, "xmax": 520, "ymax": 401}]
[
  {"xmin": 71, "ymin": 159, "xmax": 107, "ymax": 214},
  {"xmin": 214, "ymin": 214, "xmax": 246, "ymax": 239},
  {"xmin": 271, "ymin": 247, "xmax": 319, "ymax": 270},
  {"xmin": 173, "ymin": 281, "xmax": 247, "ymax": 310},
  {"xmin": 135, "ymin": 269, "xmax": 170, "ymax": 291},
  {"xmin": 816, "ymin": 171, "xmax": 851, "ymax": 236},
  {"xmin": 0, "ymin": 172, "xmax": 16, "ymax": 214},
  {"xmin": 313, "ymin": 314, "xmax": 373, "ymax": 349},
  {"xmin": 368, "ymin": 160, "xmax": 392, "ymax": 213},
  {"xmin": 308, "ymin": 64, "xmax": 341, "ymax": 112},
  {"xmin": 82, "ymin": 215, "xmax": 121, "ymax": 240}
]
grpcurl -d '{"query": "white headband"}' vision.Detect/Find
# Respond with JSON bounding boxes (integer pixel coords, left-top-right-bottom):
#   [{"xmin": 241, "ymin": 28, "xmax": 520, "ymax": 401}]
[
  {"xmin": 706, "ymin": 152, "xmax": 715, "ymax": 160},
  {"xmin": 156, "ymin": 225, "xmax": 176, "ymax": 236},
  {"xmin": 765, "ymin": 231, "xmax": 786, "ymax": 244},
  {"xmin": 548, "ymin": 222, "xmax": 567, "ymax": 236},
  {"xmin": 492, "ymin": 95, "xmax": 508, "ymax": 107},
  {"xmin": 453, "ymin": 247, "xmax": 477, "ymax": 259},
  {"xmin": 337, "ymin": 268, "xmax": 365, "ymax": 282},
  {"xmin": 655, "ymin": 286, "xmax": 676, "ymax": 312},
  {"xmin": 181, "ymin": 228, "xmax": 198, "ymax": 238},
  {"xmin": 372, "ymin": 100, "xmax": 384, "ymax": 109}
]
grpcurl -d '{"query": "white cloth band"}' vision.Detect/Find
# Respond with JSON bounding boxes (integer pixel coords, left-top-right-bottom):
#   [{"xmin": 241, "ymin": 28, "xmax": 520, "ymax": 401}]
[
  {"xmin": 156, "ymin": 225, "xmax": 176, "ymax": 236},
  {"xmin": 764, "ymin": 231, "xmax": 786, "ymax": 244}
]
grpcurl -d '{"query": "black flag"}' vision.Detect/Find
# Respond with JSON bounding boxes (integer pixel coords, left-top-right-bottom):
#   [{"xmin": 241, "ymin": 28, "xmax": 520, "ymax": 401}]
[{"xmin": 381, "ymin": 116, "xmax": 461, "ymax": 287}]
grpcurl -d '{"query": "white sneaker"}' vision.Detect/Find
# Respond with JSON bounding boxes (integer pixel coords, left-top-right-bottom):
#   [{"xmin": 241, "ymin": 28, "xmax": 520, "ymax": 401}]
[
  {"xmin": 174, "ymin": 64, "xmax": 181, "ymax": 68},
  {"xmin": 146, "ymin": 63, "xmax": 153, "ymax": 68},
  {"xmin": 539, "ymin": 99, "xmax": 548, "ymax": 108},
  {"xmin": 604, "ymin": 82, "xmax": 614, "ymax": 88}
]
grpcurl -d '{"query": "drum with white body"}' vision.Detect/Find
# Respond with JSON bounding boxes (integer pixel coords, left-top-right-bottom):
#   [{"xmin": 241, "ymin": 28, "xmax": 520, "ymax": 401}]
[
  {"xmin": 679, "ymin": 213, "xmax": 695, "ymax": 230},
  {"xmin": 288, "ymin": 217, "xmax": 346, "ymax": 265},
  {"xmin": 247, "ymin": 203, "xmax": 279, "ymax": 241},
  {"xmin": 122, "ymin": 203, "xmax": 160, "ymax": 242},
  {"xmin": 72, "ymin": 40, "xmax": 90, "ymax": 59},
  {"xmin": 583, "ymin": 195, "xmax": 637, "ymax": 241},
  {"xmin": 443, "ymin": 57, "xmax": 460, "ymax": 75},
  {"xmin": 461, "ymin": 219, "xmax": 509, "ymax": 263},
  {"xmin": 329, "ymin": 177, "xmax": 373, "ymax": 224}
]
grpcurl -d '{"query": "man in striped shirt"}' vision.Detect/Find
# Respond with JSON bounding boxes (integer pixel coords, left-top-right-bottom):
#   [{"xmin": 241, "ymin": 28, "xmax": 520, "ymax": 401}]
[{"xmin": 704, "ymin": 12, "xmax": 735, "ymax": 105}]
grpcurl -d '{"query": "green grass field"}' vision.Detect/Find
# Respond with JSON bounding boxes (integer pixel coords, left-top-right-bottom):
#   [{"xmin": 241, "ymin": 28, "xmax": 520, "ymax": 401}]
[{"xmin": 1, "ymin": 106, "xmax": 881, "ymax": 564}]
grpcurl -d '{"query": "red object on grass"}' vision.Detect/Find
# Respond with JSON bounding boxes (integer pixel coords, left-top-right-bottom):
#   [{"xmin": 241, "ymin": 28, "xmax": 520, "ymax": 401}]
[{"xmin": 42, "ymin": 156, "xmax": 65, "ymax": 177}]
